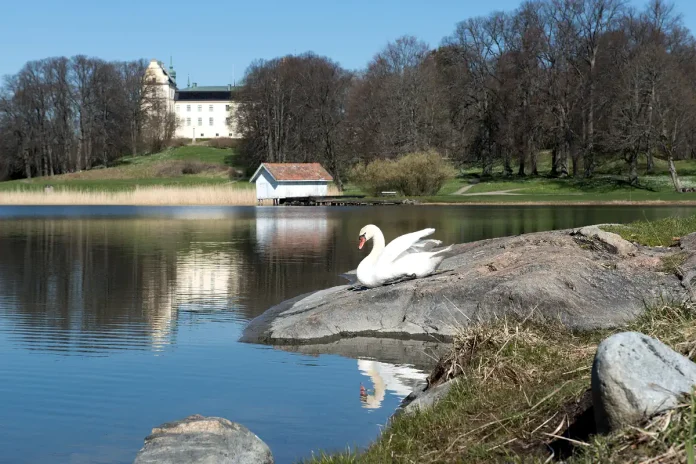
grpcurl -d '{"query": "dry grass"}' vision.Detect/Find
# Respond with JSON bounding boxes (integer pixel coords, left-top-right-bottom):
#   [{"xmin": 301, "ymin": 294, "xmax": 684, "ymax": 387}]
[
  {"xmin": 0, "ymin": 185, "xmax": 258, "ymax": 205},
  {"xmin": 307, "ymin": 302, "xmax": 696, "ymax": 464},
  {"xmin": 0, "ymin": 184, "xmax": 343, "ymax": 206}
]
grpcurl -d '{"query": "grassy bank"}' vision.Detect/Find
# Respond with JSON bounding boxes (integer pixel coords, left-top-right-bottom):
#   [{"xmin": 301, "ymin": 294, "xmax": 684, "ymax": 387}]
[
  {"xmin": 0, "ymin": 146, "xmax": 243, "ymax": 192},
  {"xmin": 306, "ymin": 216, "xmax": 696, "ymax": 464},
  {"xmin": 345, "ymin": 153, "xmax": 696, "ymax": 204},
  {"xmin": 307, "ymin": 304, "xmax": 696, "ymax": 464}
]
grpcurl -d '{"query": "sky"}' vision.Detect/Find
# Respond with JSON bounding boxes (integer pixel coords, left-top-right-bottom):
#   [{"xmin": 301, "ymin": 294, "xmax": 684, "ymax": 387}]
[{"xmin": 3, "ymin": 0, "xmax": 696, "ymax": 86}]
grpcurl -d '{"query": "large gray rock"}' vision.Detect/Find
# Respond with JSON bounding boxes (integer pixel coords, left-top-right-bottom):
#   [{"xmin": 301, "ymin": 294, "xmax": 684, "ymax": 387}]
[
  {"xmin": 592, "ymin": 332, "xmax": 696, "ymax": 433},
  {"xmin": 134, "ymin": 414, "xmax": 274, "ymax": 464},
  {"xmin": 241, "ymin": 228, "xmax": 688, "ymax": 356}
]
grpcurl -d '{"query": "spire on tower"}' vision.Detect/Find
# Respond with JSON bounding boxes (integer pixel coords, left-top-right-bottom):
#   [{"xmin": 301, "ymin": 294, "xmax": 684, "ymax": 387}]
[{"xmin": 168, "ymin": 56, "xmax": 177, "ymax": 82}]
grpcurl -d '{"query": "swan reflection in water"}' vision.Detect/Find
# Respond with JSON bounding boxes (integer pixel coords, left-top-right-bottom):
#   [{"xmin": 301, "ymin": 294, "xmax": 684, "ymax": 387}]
[{"xmin": 357, "ymin": 359, "xmax": 428, "ymax": 409}]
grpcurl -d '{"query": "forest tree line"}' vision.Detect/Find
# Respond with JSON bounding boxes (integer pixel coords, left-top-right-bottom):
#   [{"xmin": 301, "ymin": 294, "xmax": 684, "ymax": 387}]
[
  {"xmin": 236, "ymin": 0, "xmax": 696, "ymax": 189},
  {"xmin": 0, "ymin": 57, "xmax": 174, "ymax": 179},
  {"xmin": 1, "ymin": 0, "xmax": 694, "ymax": 190}
]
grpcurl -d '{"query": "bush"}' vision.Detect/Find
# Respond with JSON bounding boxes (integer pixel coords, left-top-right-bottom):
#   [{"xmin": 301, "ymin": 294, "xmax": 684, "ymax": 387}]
[
  {"xmin": 207, "ymin": 137, "xmax": 240, "ymax": 149},
  {"xmin": 154, "ymin": 160, "xmax": 223, "ymax": 177},
  {"xmin": 168, "ymin": 138, "xmax": 189, "ymax": 148},
  {"xmin": 350, "ymin": 150, "xmax": 455, "ymax": 196},
  {"xmin": 228, "ymin": 167, "xmax": 245, "ymax": 180}
]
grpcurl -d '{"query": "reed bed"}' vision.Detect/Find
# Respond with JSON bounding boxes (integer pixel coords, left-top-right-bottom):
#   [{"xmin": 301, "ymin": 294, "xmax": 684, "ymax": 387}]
[
  {"xmin": 0, "ymin": 185, "xmax": 257, "ymax": 206},
  {"xmin": 0, "ymin": 184, "xmax": 342, "ymax": 206}
]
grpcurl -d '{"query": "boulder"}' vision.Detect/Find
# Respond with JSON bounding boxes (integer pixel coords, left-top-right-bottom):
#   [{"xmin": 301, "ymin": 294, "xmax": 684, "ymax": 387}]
[
  {"xmin": 592, "ymin": 332, "xmax": 696, "ymax": 433},
  {"xmin": 134, "ymin": 414, "xmax": 273, "ymax": 464},
  {"xmin": 242, "ymin": 228, "xmax": 688, "ymax": 357},
  {"xmin": 396, "ymin": 378, "xmax": 460, "ymax": 416}
]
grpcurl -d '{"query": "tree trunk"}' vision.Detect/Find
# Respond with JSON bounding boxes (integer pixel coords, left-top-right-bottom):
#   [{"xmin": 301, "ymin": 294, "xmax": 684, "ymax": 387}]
[
  {"xmin": 559, "ymin": 137, "xmax": 570, "ymax": 178},
  {"xmin": 646, "ymin": 84, "xmax": 655, "ymax": 174},
  {"xmin": 668, "ymin": 155, "xmax": 681, "ymax": 192},
  {"xmin": 551, "ymin": 146, "xmax": 559, "ymax": 177},
  {"xmin": 584, "ymin": 66, "xmax": 595, "ymax": 178},
  {"xmin": 627, "ymin": 150, "xmax": 639, "ymax": 185}
]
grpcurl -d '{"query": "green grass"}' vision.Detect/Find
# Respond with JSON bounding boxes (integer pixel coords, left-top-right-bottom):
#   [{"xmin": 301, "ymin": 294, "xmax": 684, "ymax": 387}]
[
  {"xmin": 603, "ymin": 215, "xmax": 696, "ymax": 247},
  {"xmin": 0, "ymin": 146, "xmax": 248, "ymax": 192},
  {"xmin": 304, "ymin": 301, "xmax": 696, "ymax": 464}
]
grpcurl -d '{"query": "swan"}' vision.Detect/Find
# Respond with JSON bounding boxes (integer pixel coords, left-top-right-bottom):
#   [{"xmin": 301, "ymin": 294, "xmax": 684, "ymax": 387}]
[{"xmin": 356, "ymin": 224, "xmax": 452, "ymax": 288}]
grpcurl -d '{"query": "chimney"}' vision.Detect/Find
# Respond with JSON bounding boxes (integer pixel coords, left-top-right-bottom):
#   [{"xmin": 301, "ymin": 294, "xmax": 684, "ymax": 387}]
[{"xmin": 192, "ymin": 82, "xmax": 198, "ymax": 88}]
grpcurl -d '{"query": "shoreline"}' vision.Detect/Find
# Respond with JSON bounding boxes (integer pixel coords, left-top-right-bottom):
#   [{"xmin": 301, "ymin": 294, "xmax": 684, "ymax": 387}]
[{"xmin": 0, "ymin": 199, "xmax": 695, "ymax": 207}]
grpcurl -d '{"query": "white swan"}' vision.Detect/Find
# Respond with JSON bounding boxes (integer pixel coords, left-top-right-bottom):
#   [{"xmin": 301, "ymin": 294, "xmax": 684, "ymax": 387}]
[{"xmin": 356, "ymin": 224, "xmax": 452, "ymax": 288}]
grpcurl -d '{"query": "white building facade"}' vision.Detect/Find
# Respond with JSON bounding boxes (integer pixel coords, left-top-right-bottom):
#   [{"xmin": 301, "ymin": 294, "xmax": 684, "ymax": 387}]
[
  {"xmin": 145, "ymin": 59, "xmax": 242, "ymax": 140},
  {"xmin": 174, "ymin": 85, "xmax": 242, "ymax": 139}
]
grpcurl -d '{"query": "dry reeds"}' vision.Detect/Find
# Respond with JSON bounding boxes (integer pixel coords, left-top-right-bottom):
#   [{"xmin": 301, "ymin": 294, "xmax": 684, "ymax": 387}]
[
  {"xmin": 0, "ymin": 185, "xmax": 257, "ymax": 206},
  {"xmin": 0, "ymin": 184, "xmax": 344, "ymax": 206}
]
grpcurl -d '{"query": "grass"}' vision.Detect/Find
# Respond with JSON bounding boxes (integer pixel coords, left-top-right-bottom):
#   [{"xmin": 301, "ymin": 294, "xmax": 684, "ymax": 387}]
[
  {"xmin": 348, "ymin": 151, "xmax": 696, "ymax": 204},
  {"xmin": 304, "ymin": 301, "xmax": 696, "ymax": 464},
  {"xmin": 602, "ymin": 215, "xmax": 696, "ymax": 247},
  {"xmin": 0, "ymin": 146, "xmax": 244, "ymax": 192}
]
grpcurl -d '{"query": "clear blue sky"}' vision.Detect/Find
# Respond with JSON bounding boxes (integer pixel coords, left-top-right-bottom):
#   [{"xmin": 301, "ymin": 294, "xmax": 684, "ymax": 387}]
[{"xmin": 2, "ymin": 0, "xmax": 695, "ymax": 86}]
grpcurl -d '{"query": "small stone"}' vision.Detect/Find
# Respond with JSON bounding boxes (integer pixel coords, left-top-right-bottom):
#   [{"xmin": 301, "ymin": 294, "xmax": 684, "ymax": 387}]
[
  {"xmin": 397, "ymin": 378, "xmax": 460, "ymax": 416},
  {"xmin": 134, "ymin": 414, "xmax": 274, "ymax": 464},
  {"xmin": 591, "ymin": 332, "xmax": 696, "ymax": 433}
]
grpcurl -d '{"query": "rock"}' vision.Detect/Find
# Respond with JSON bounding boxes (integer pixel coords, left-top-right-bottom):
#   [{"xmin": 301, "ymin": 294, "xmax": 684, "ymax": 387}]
[
  {"xmin": 396, "ymin": 378, "xmax": 460, "ymax": 416},
  {"xmin": 591, "ymin": 332, "xmax": 696, "ymax": 434},
  {"xmin": 134, "ymin": 414, "xmax": 274, "ymax": 464},
  {"xmin": 574, "ymin": 225, "xmax": 636, "ymax": 256},
  {"xmin": 241, "ymin": 227, "xmax": 686, "ymax": 357}
]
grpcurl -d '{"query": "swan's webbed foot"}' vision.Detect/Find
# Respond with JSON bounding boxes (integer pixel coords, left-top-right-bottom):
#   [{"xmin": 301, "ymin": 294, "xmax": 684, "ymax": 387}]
[
  {"xmin": 382, "ymin": 274, "xmax": 418, "ymax": 286},
  {"xmin": 348, "ymin": 284, "xmax": 368, "ymax": 292}
]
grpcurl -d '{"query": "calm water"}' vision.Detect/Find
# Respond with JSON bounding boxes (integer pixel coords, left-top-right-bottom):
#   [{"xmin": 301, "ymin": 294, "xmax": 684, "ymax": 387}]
[{"xmin": 0, "ymin": 204, "xmax": 694, "ymax": 464}]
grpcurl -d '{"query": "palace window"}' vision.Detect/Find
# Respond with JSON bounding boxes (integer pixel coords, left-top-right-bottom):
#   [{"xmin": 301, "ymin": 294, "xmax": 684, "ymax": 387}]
[
  {"xmin": 197, "ymin": 118, "xmax": 202, "ymax": 126},
  {"xmin": 209, "ymin": 105, "xmax": 214, "ymax": 112},
  {"xmin": 209, "ymin": 118, "xmax": 214, "ymax": 126},
  {"xmin": 186, "ymin": 118, "xmax": 191, "ymax": 126},
  {"xmin": 186, "ymin": 105, "xmax": 191, "ymax": 112},
  {"xmin": 176, "ymin": 105, "xmax": 180, "ymax": 112},
  {"xmin": 225, "ymin": 105, "xmax": 230, "ymax": 111},
  {"xmin": 197, "ymin": 105, "xmax": 202, "ymax": 112}
]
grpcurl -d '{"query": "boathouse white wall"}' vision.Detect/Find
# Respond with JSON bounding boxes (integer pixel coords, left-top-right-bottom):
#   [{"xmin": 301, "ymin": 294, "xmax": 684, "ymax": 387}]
[{"xmin": 251, "ymin": 167, "xmax": 329, "ymax": 200}]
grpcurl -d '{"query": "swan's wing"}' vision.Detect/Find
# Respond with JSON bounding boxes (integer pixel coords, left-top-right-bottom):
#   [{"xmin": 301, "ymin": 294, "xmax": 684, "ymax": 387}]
[
  {"xmin": 377, "ymin": 228, "xmax": 436, "ymax": 267},
  {"xmin": 392, "ymin": 239, "xmax": 442, "ymax": 262}
]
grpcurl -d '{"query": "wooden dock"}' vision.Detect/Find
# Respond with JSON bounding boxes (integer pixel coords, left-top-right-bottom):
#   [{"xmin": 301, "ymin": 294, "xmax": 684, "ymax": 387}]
[{"xmin": 278, "ymin": 195, "xmax": 410, "ymax": 206}]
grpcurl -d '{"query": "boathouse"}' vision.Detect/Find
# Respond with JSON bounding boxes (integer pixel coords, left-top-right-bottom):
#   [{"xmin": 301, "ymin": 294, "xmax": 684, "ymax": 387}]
[{"xmin": 250, "ymin": 163, "xmax": 333, "ymax": 203}]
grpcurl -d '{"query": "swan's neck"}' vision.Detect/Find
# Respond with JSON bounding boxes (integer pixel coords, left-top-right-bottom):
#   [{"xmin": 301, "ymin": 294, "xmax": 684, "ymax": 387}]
[{"xmin": 366, "ymin": 229, "xmax": 385, "ymax": 261}]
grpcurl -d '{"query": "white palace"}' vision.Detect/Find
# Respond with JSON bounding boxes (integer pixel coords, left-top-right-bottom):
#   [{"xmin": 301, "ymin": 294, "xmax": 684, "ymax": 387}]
[{"xmin": 145, "ymin": 59, "xmax": 242, "ymax": 140}]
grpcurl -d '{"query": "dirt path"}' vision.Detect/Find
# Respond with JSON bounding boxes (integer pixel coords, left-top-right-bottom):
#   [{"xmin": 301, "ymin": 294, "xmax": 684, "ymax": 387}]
[{"xmin": 454, "ymin": 187, "xmax": 525, "ymax": 196}]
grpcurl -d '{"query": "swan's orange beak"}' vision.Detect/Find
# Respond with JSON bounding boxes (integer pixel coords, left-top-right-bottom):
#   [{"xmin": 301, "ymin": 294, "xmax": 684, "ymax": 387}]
[{"xmin": 358, "ymin": 235, "xmax": 366, "ymax": 250}]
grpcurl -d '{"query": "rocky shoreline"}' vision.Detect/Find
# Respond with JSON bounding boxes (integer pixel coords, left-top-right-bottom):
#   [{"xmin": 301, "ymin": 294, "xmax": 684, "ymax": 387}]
[
  {"xmin": 240, "ymin": 225, "xmax": 689, "ymax": 357},
  {"xmin": 134, "ymin": 225, "xmax": 696, "ymax": 463}
]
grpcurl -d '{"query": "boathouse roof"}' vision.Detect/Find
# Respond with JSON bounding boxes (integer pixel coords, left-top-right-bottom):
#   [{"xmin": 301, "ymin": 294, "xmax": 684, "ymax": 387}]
[{"xmin": 250, "ymin": 163, "xmax": 333, "ymax": 183}]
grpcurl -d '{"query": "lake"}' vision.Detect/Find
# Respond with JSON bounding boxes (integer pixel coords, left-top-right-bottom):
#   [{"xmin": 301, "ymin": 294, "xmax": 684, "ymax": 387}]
[{"xmin": 0, "ymin": 204, "xmax": 693, "ymax": 463}]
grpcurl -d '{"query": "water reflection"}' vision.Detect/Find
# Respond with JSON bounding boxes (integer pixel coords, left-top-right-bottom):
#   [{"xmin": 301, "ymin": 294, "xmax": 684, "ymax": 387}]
[
  {"xmin": 1, "ymin": 205, "xmax": 695, "ymax": 357},
  {"xmin": 358, "ymin": 359, "xmax": 428, "ymax": 409},
  {"xmin": 255, "ymin": 208, "xmax": 335, "ymax": 258}
]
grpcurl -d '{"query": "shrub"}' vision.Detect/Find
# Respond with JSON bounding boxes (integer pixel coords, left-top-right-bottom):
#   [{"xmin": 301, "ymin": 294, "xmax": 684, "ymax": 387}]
[
  {"xmin": 350, "ymin": 150, "xmax": 455, "ymax": 196},
  {"xmin": 154, "ymin": 161, "xmax": 222, "ymax": 177},
  {"xmin": 207, "ymin": 137, "xmax": 240, "ymax": 149},
  {"xmin": 228, "ymin": 167, "xmax": 245, "ymax": 180},
  {"xmin": 168, "ymin": 138, "xmax": 189, "ymax": 148}
]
